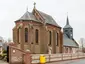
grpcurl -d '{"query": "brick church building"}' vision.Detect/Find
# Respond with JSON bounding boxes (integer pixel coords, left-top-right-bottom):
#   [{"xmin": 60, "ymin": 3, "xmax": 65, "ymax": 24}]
[{"xmin": 13, "ymin": 3, "xmax": 63, "ymax": 54}]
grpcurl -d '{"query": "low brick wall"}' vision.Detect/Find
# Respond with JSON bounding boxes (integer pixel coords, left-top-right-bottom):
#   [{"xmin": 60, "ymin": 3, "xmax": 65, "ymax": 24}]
[
  {"xmin": 32, "ymin": 53, "xmax": 85, "ymax": 63},
  {"xmin": 8, "ymin": 44, "xmax": 85, "ymax": 64},
  {"xmin": 9, "ymin": 46, "xmax": 31, "ymax": 64}
]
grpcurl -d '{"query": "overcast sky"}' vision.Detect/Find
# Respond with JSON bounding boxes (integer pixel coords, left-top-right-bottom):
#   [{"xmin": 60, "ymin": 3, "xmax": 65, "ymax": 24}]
[{"xmin": 0, "ymin": 0, "xmax": 85, "ymax": 42}]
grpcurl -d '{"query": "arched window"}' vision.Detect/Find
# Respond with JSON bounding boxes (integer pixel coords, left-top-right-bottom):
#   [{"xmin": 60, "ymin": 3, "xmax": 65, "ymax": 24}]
[
  {"xmin": 56, "ymin": 32, "xmax": 58, "ymax": 45},
  {"xmin": 35, "ymin": 29, "xmax": 39, "ymax": 44},
  {"xmin": 17, "ymin": 27, "xmax": 21, "ymax": 44},
  {"xmin": 25, "ymin": 28, "xmax": 28, "ymax": 42},
  {"xmin": 49, "ymin": 31, "xmax": 51, "ymax": 45}
]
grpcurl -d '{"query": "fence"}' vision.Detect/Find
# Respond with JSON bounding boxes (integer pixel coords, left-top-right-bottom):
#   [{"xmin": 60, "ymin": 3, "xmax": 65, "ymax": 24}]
[
  {"xmin": 9, "ymin": 45, "xmax": 31, "ymax": 64},
  {"xmin": 8, "ymin": 44, "xmax": 85, "ymax": 64},
  {"xmin": 32, "ymin": 53, "xmax": 85, "ymax": 63}
]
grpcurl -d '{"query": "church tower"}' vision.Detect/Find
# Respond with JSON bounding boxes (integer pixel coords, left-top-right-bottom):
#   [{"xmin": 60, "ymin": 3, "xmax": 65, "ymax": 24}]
[{"xmin": 63, "ymin": 16, "xmax": 73, "ymax": 39}]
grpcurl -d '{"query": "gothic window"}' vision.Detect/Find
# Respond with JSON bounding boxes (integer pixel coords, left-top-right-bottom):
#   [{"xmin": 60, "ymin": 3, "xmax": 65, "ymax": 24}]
[
  {"xmin": 25, "ymin": 28, "xmax": 28, "ymax": 42},
  {"xmin": 17, "ymin": 28, "xmax": 19, "ymax": 43},
  {"xmin": 17, "ymin": 27, "xmax": 21, "ymax": 44},
  {"xmin": 56, "ymin": 32, "xmax": 58, "ymax": 46},
  {"xmin": 35, "ymin": 29, "xmax": 39, "ymax": 44},
  {"xmin": 49, "ymin": 31, "xmax": 51, "ymax": 45}
]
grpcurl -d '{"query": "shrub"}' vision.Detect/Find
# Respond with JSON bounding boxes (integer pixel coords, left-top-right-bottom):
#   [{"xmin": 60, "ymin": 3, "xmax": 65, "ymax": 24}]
[{"xmin": 3, "ymin": 50, "xmax": 7, "ymax": 53}]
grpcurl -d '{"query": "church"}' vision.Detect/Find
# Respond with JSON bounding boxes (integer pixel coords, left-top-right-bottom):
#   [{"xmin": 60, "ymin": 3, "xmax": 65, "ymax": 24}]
[
  {"xmin": 13, "ymin": 3, "xmax": 63, "ymax": 54},
  {"xmin": 63, "ymin": 16, "xmax": 79, "ymax": 53}
]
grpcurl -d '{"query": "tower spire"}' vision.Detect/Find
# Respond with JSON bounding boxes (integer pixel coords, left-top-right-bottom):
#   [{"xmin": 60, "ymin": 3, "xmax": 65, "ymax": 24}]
[{"xmin": 66, "ymin": 12, "xmax": 69, "ymax": 25}]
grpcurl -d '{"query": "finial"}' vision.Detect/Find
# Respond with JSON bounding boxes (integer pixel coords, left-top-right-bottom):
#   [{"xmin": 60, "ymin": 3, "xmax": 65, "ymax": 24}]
[
  {"xmin": 67, "ymin": 12, "xmax": 68, "ymax": 17},
  {"xmin": 26, "ymin": 6, "xmax": 28, "ymax": 11},
  {"xmin": 34, "ymin": 2, "xmax": 36, "ymax": 9},
  {"xmin": 67, "ymin": 12, "xmax": 68, "ymax": 15},
  {"xmin": 66, "ymin": 12, "xmax": 69, "ymax": 25}
]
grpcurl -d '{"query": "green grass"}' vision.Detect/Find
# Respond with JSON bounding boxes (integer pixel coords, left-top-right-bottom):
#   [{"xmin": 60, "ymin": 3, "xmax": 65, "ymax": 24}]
[{"xmin": 0, "ymin": 53, "xmax": 7, "ymax": 57}]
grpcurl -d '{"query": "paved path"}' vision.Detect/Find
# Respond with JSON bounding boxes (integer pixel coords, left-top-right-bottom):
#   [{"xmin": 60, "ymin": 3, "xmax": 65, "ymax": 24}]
[
  {"xmin": 0, "ymin": 59, "xmax": 85, "ymax": 64},
  {"xmin": 47, "ymin": 59, "xmax": 85, "ymax": 64},
  {"xmin": 0, "ymin": 60, "xmax": 8, "ymax": 64}
]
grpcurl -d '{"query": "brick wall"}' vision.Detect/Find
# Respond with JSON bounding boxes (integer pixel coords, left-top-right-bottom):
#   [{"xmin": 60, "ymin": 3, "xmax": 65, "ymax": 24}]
[
  {"xmin": 9, "ymin": 45, "xmax": 31, "ymax": 64},
  {"xmin": 13, "ymin": 21, "xmax": 63, "ymax": 54}
]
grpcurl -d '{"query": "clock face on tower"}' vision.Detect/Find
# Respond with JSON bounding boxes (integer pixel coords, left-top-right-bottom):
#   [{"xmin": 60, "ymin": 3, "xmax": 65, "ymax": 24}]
[{"xmin": 70, "ymin": 34, "xmax": 72, "ymax": 36}]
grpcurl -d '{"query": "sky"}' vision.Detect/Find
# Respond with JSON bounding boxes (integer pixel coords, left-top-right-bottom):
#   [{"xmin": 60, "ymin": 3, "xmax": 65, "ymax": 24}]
[{"xmin": 0, "ymin": 0, "xmax": 85, "ymax": 43}]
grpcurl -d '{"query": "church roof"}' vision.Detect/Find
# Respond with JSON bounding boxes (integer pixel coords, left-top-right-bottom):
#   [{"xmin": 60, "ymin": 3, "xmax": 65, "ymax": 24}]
[
  {"xmin": 64, "ymin": 25, "xmax": 72, "ymax": 28},
  {"xmin": 16, "ymin": 8, "xmax": 61, "ymax": 28},
  {"xmin": 63, "ymin": 34, "xmax": 79, "ymax": 47},
  {"xmin": 37, "ymin": 10, "xmax": 60, "ymax": 27},
  {"xmin": 18, "ymin": 11, "xmax": 37, "ymax": 22},
  {"xmin": 64, "ymin": 16, "xmax": 72, "ymax": 28}
]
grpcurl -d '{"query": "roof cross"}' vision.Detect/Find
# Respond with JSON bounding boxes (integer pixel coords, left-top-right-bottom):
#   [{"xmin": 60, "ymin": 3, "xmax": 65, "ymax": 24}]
[
  {"xmin": 26, "ymin": 6, "xmax": 28, "ymax": 12},
  {"xmin": 34, "ymin": 2, "xmax": 36, "ymax": 9}
]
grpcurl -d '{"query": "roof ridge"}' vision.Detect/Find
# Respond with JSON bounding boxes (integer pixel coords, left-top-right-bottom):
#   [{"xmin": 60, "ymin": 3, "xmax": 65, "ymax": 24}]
[
  {"xmin": 16, "ymin": 8, "xmax": 61, "ymax": 28},
  {"xmin": 15, "ymin": 11, "xmax": 37, "ymax": 21},
  {"xmin": 36, "ymin": 10, "xmax": 61, "ymax": 27},
  {"xmin": 20, "ymin": 11, "xmax": 31, "ymax": 19},
  {"xmin": 37, "ymin": 10, "xmax": 52, "ymax": 18}
]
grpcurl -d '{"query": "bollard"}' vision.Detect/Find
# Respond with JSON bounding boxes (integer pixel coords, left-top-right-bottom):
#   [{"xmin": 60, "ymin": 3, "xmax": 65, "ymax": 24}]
[{"xmin": 40, "ymin": 55, "xmax": 46, "ymax": 64}]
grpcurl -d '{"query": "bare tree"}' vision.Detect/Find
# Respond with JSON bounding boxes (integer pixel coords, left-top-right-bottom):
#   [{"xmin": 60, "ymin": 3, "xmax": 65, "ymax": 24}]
[{"xmin": 80, "ymin": 38, "xmax": 85, "ymax": 53}]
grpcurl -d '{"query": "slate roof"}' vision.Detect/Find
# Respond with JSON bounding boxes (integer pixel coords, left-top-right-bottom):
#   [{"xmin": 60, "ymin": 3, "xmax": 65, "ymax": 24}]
[
  {"xmin": 37, "ymin": 11, "xmax": 60, "ymax": 27},
  {"xmin": 64, "ymin": 16, "xmax": 72, "ymax": 28},
  {"xmin": 63, "ymin": 34, "xmax": 79, "ymax": 48},
  {"xmin": 16, "ymin": 9, "xmax": 61, "ymax": 28},
  {"xmin": 18, "ymin": 11, "xmax": 37, "ymax": 21},
  {"xmin": 64, "ymin": 25, "xmax": 72, "ymax": 28}
]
